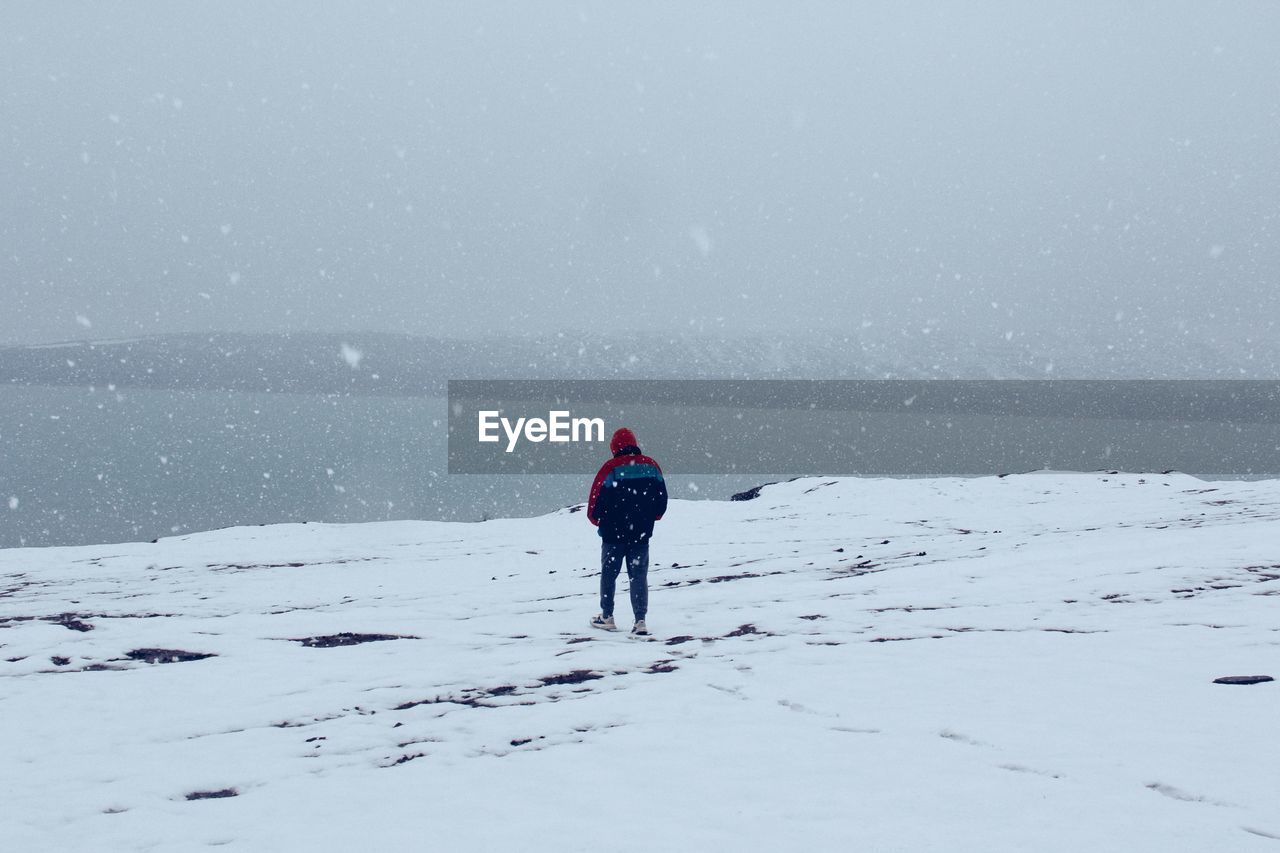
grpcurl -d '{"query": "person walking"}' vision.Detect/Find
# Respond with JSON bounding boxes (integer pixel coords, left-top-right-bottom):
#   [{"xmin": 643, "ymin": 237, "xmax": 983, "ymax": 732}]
[{"xmin": 587, "ymin": 427, "xmax": 667, "ymax": 636}]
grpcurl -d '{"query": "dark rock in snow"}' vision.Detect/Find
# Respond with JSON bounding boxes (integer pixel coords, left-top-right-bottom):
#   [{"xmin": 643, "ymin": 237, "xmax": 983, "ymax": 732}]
[
  {"xmin": 539, "ymin": 670, "xmax": 603, "ymax": 686},
  {"xmin": 646, "ymin": 661, "xmax": 679, "ymax": 674},
  {"xmin": 295, "ymin": 633, "xmax": 413, "ymax": 648},
  {"xmin": 185, "ymin": 788, "xmax": 238, "ymax": 800},
  {"xmin": 1213, "ymin": 675, "xmax": 1274, "ymax": 685},
  {"xmin": 126, "ymin": 648, "xmax": 215, "ymax": 664},
  {"xmin": 393, "ymin": 683, "xmax": 520, "ymax": 711},
  {"xmin": 731, "ymin": 483, "xmax": 774, "ymax": 501},
  {"xmin": 51, "ymin": 613, "xmax": 94, "ymax": 632}
]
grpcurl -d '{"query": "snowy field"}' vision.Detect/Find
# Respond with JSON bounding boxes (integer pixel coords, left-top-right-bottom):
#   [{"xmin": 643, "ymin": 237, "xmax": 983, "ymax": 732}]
[{"xmin": 2, "ymin": 472, "xmax": 1278, "ymax": 851}]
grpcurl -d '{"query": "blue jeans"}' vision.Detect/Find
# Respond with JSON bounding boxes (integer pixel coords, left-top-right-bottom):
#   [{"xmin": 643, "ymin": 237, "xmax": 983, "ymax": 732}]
[{"xmin": 600, "ymin": 540, "xmax": 649, "ymax": 621}]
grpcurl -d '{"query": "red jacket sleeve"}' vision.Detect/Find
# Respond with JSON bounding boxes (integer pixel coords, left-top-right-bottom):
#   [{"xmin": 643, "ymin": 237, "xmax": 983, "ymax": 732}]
[{"xmin": 586, "ymin": 459, "xmax": 614, "ymax": 526}]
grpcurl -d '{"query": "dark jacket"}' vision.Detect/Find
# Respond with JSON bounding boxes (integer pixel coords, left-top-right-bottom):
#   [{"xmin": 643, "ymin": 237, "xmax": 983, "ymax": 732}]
[{"xmin": 587, "ymin": 429, "xmax": 668, "ymax": 544}]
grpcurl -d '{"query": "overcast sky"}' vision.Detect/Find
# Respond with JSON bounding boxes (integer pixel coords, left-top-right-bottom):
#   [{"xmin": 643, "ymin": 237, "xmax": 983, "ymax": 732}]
[{"xmin": 2, "ymin": 1, "xmax": 1277, "ymax": 347}]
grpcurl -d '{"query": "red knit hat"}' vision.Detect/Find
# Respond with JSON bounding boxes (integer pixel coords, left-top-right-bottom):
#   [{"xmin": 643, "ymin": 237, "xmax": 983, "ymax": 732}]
[{"xmin": 609, "ymin": 427, "xmax": 639, "ymax": 454}]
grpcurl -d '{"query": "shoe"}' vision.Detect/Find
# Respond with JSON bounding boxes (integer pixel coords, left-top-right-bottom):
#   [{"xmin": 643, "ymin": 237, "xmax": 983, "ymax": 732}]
[
  {"xmin": 590, "ymin": 614, "xmax": 617, "ymax": 631},
  {"xmin": 631, "ymin": 620, "xmax": 650, "ymax": 637}
]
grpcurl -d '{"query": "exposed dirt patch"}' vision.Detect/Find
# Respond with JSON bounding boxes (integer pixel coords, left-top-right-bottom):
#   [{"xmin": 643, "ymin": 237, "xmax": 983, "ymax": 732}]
[
  {"xmin": 294, "ymin": 633, "xmax": 414, "ymax": 648},
  {"xmin": 394, "ymin": 684, "xmax": 521, "ymax": 711},
  {"xmin": 208, "ymin": 562, "xmax": 306, "ymax": 571},
  {"xmin": 539, "ymin": 670, "xmax": 603, "ymax": 686},
  {"xmin": 3, "ymin": 611, "xmax": 178, "ymax": 626},
  {"xmin": 706, "ymin": 569, "xmax": 788, "ymax": 584},
  {"xmin": 665, "ymin": 635, "xmax": 696, "ymax": 646},
  {"xmin": 126, "ymin": 648, "xmax": 215, "ymax": 664},
  {"xmin": 394, "ymin": 671, "xmax": 604, "ymax": 701},
  {"xmin": 871, "ymin": 605, "xmax": 952, "ymax": 613},
  {"xmin": 730, "ymin": 484, "xmax": 771, "ymax": 501},
  {"xmin": 645, "ymin": 661, "xmax": 679, "ymax": 674},
  {"xmin": 1213, "ymin": 675, "xmax": 1274, "ymax": 685},
  {"xmin": 185, "ymin": 788, "xmax": 238, "ymax": 801},
  {"xmin": 826, "ymin": 560, "xmax": 881, "ymax": 577},
  {"xmin": 1244, "ymin": 565, "xmax": 1280, "ymax": 582},
  {"xmin": 708, "ymin": 572, "xmax": 763, "ymax": 583}
]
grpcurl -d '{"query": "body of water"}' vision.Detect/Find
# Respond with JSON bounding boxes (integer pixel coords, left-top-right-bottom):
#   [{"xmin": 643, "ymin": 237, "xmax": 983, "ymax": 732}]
[
  {"xmin": 3, "ymin": 383, "xmax": 1277, "ymax": 549},
  {"xmin": 0, "ymin": 386, "xmax": 760, "ymax": 548}
]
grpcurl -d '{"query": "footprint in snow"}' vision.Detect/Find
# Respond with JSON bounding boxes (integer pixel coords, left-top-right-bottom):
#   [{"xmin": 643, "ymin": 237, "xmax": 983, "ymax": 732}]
[
  {"xmin": 1144, "ymin": 782, "xmax": 1237, "ymax": 808},
  {"xmin": 938, "ymin": 729, "xmax": 991, "ymax": 748}
]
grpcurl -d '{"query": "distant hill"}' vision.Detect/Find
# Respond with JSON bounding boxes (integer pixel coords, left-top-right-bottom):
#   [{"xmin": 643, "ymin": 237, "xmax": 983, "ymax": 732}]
[{"xmin": 2, "ymin": 327, "xmax": 1277, "ymax": 393}]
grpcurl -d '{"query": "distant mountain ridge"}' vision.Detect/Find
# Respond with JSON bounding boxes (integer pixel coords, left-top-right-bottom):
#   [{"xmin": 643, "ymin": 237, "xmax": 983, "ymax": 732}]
[{"xmin": 1, "ymin": 327, "xmax": 1277, "ymax": 394}]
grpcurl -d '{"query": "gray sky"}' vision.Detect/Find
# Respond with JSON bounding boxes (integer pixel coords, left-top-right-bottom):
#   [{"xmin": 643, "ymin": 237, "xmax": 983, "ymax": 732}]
[{"xmin": 2, "ymin": 1, "xmax": 1277, "ymax": 346}]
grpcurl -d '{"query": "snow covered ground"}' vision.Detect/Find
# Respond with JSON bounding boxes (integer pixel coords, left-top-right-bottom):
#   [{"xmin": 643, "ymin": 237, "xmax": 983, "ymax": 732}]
[{"xmin": 2, "ymin": 472, "xmax": 1278, "ymax": 851}]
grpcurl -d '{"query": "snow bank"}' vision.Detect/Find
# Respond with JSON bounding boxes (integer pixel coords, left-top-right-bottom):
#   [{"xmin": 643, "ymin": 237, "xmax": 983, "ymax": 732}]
[{"xmin": 2, "ymin": 472, "xmax": 1278, "ymax": 851}]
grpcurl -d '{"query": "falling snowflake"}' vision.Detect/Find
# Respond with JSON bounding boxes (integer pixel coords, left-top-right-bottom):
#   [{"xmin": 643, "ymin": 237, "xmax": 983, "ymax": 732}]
[{"xmin": 689, "ymin": 225, "xmax": 712, "ymax": 257}]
